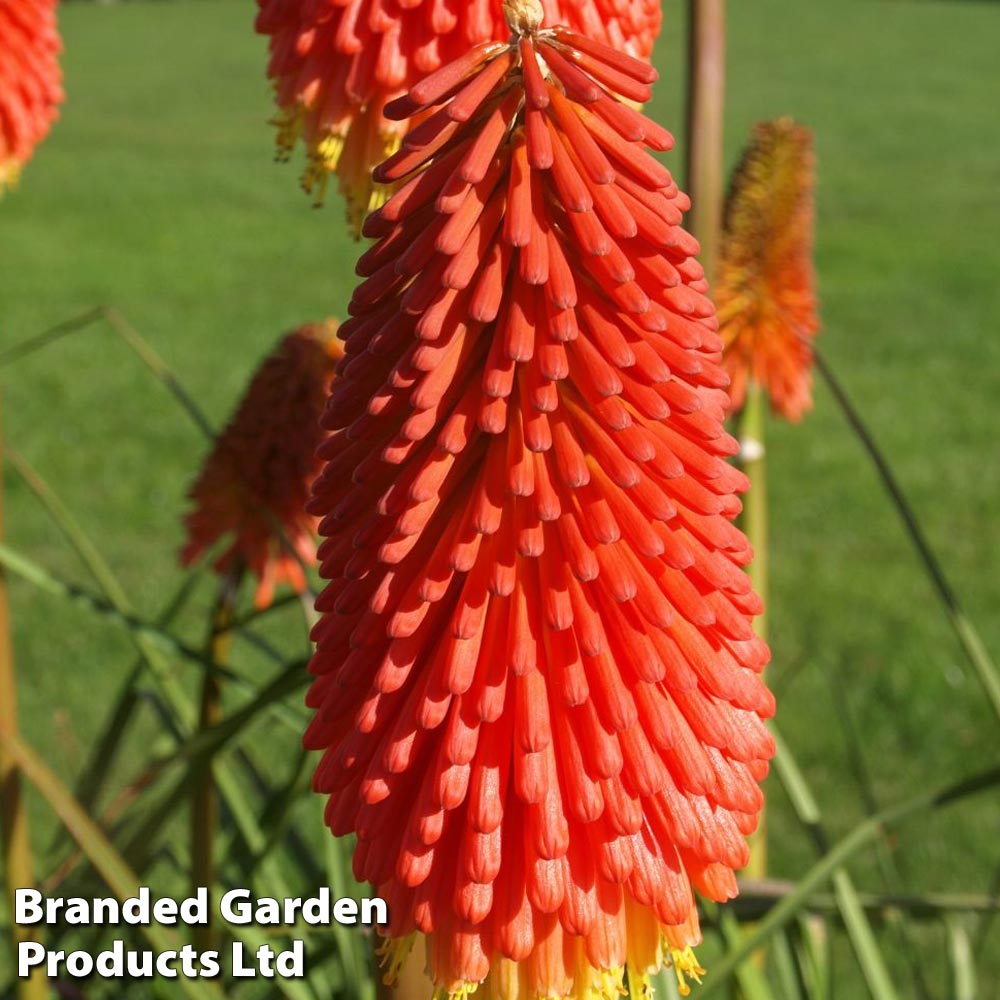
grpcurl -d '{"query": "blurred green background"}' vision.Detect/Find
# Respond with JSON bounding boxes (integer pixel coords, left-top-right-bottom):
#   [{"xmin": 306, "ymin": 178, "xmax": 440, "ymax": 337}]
[{"xmin": 1, "ymin": 0, "xmax": 999, "ymax": 996}]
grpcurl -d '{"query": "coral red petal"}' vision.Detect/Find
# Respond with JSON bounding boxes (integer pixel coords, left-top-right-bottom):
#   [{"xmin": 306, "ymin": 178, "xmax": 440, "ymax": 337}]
[{"xmin": 307, "ymin": 14, "xmax": 772, "ymax": 1000}]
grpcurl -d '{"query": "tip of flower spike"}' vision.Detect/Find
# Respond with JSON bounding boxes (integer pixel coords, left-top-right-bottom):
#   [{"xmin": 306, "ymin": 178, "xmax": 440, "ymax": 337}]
[{"xmin": 503, "ymin": 0, "xmax": 544, "ymax": 35}]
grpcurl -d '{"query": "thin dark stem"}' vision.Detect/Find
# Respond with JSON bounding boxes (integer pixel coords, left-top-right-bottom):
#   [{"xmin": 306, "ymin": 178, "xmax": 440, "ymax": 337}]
[
  {"xmin": 0, "ymin": 306, "xmax": 106, "ymax": 368},
  {"xmin": 814, "ymin": 348, "xmax": 1000, "ymax": 724},
  {"xmin": 733, "ymin": 881, "xmax": 1000, "ymax": 920},
  {"xmin": 102, "ymin": 307, "xmax": 215, "ymax": 441},
  {"xmin": 191, "ymin": 566, "xmax": 243, "ymax": 954}
]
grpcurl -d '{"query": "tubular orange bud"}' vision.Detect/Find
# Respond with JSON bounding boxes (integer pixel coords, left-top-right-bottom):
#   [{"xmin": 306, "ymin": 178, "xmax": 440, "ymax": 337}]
[
  {"xmin": 181, "ymin": 321, "xmax": 342, "ymax": 609},
  {"xmin": 0, "ymin": 0, "xmax": 63, "ymax": 194},
  {"xmin": 717, "ymin": 119, "xmax": 820, "ymax": 422},
  {"xmin": 254, "ymin": 0, "xmax": 662, "ymax": 235},
  {"xmin": 306, "ymin": 23, "xmax": 773, "ymax": 1000}
]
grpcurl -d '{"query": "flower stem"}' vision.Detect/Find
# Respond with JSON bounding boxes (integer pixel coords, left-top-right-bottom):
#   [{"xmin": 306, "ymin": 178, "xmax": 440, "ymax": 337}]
[
  {"xmin": 685, "ymin": 0, "xmax": 727, "ymax": 286},
  {"xmin": 0, "ymin": 399, "xmax": 47, "ymax": 1000},
  {"xmin": 191, "ymin": 566, "xmax": 243, "ymax": 953},
  {"xmin": 734, "ymin": 385, "xmax": 770, "ymax": 993},
  {"xmin": 736, "ymin": 383, "xmax": 768, "ymax": 878}
]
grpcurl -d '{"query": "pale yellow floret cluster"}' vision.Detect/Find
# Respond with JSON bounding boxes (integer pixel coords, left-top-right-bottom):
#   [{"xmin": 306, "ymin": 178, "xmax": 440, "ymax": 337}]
[
  {"xmin": 0, "ymin": 159, "xmax": 22, "ymax": 195},
  {"xmin": 379, "ymin": 935, "xmax": 706, "ymax": 1000},
  {"xmin": 271, "ymin": 100, "xmax": 401, "ymax": 234}
]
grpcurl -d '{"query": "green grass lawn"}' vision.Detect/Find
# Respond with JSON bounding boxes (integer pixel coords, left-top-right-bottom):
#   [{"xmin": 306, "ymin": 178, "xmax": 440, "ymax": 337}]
[{"xmin": 2, "ymin": 0, "xmax": 999, "ymax": 995}]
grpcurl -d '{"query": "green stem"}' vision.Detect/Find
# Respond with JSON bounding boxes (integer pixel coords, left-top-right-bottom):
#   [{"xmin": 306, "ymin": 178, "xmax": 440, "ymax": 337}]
[
  {"xmin": 0, "ymin": 400, "xmax": 47, "ymax": 1000},
  {"xmin": 814, "ymin": 349, "xmax": 1000, "ymax": 726},
  {"xmin": 685, "ymin": 0, "xmax": 727, "ymax": 286},
  {"xmin": 736, "ymin": 383, "xmax": 768, "ymax": 881},
  {"xmin": 191, "ymin": 567, "xmax": 243, "ymax": 953}
]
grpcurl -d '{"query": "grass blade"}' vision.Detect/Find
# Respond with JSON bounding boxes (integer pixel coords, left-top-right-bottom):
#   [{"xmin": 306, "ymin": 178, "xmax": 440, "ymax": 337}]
[
  {"xmin": 946, "ymin": 917, "xmax": 976, "ymax": 1000},
  {"xmin": 322, "ymin": 806, "xmax": 374, "ymax": 1000},
  {"xmin": 101, "ymin": 307, "xmax": 214, "ymax": 440},
  {"xmin": 0, "ymin": 401, "xmax": 46, "ymax": 1000},
  {"xmin": 0, "ymin": 540, "xmax": 221, "ymax": 677},
  {"xmin": 0, "ymin": 452, "xmax": 312, "ymax": 922},
  {"xmin": 702, "ymin": 763, "xmax": 1000, "ymax": 994},
  {"xmin": 715, "ymin": 907, "xmax": 779, "ymax": 1000},
  {"xmin": 0, "ymin": 307, "xmax": 105, "ymax": 368},
  {"xmin": 815, "ymin": 349, "xmax": 1000, "ymax": 725},
  {"xmin": 793, "ymin": 916, "xmax": 831, "ymax": 1000},
  {"xmin": 770, "ymin": 726, "xmax": 900, "ymax": 999},
  {"xmin": 830, "ymin": 869, "xmax": 899, "ymax": 1000},
  {"xmin": 0, "ymin": 728, "xmax": 225, "ymax": 1000},
  {"xmin": 768, "ymin": 928, "xmax": 805, "ymax": 1000},
  {"xmin": 44, "ymin": 574, "xmax": 199, "ymax": 862}
]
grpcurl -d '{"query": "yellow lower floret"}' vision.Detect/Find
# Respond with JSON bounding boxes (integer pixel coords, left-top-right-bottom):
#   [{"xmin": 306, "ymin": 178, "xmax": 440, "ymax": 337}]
[
  {"xmin": 378, "ymin": 933, "xmax": 416, "ymax": 987},
  {"xmin": 667, "ymin": 947, "xmax": 706, "ymax": 998},
  {"xmin": 1, "ymin": 159, "xmax": 22, "ymax": 195}
]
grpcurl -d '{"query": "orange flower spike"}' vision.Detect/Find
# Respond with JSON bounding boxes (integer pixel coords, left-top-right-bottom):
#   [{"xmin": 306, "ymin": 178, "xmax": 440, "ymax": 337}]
[
  {"xmin": 0, "ymin": 0, "xmax": 63, "ymax": 194},
  {"xmin": 307, "ymin": 7, "xmax": 774, "ymax": 1000},
  {"xmin": 254, "ymin": 0, "xmax": 662, "ymax": 234},
  {"xmin": 717, "ymin": 119, "xmax": 819, "ymax": 422},
  {"xmin": 181, "ymin": 321, "xmax": 342, "ymax": 609}
]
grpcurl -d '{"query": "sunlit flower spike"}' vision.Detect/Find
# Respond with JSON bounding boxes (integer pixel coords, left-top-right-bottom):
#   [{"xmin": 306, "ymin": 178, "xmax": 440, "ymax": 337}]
[
  {"xmin": 0, "ymin": 0, "xmax": 63, "ymax": 195},
  {"xmin": 717, "ymin": 119, "xmax": 819, "ymax": 422},
  {"xmin": 306, "ymin": 4, "xmax": 775, "ymax": 997},
  {"xmin": 255, "ymin": 0, "xmax": 661, "ymax": 234},
  {"xmin": 181, "ymin": 321, "xmax": 342, "ymax": 609}
]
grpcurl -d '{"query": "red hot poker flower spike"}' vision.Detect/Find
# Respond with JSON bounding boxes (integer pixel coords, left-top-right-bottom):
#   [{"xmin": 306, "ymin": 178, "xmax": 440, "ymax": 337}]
[
  {"xmin": 717, "ymin": 119, "xmax": 819, "ymax": 422},
  {"xmin": 0, "ymin": 0, "xmax": 63, "ymax": 195},
  {"xmin": 182, "ymin": 321, "xmax": 343, "ymax": 609},
  {"xmin": 254, "ymin": 0, "xmax": 662, "ymax": 233},
  {"xmin": 307, "ymin": 9, "xmax": 774, "ymax": 999}
]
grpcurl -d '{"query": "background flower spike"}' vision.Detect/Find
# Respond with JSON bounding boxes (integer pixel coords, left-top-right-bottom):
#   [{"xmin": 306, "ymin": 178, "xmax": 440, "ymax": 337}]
[
  {"xmin": 717, "ymin": 118, "xmax": 819, "ymax": 422},
  {"xmin": 255, "ymin": 0, "xmax": 662, "ymax": 236},
  {"xmin": 306, "ymin": 11, "xmax": 774, "ymax": 1000},
  {"xmin": 181, "ymin": 320, "xmax": 342, "ymax": 609}
]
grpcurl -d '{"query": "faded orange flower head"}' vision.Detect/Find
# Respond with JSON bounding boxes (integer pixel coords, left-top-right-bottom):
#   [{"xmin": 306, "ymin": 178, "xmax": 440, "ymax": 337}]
[
  {"xmin": 181, "ymin": 321, "xmax": 342, "ymax": 609},
  {"xmin": 254, "ymin": 0, "xmax": 662, "ymax": 234},
  {"xmin": 0, "ymin": 0, "xmax": 63, "ymax": 194},
  {"xmin": 305, "ymin": 12, "xmax": 773, "ymax": 1000},
  {"xmin": 717, "ymin": 119, "xmax": 819, "ymax": 422}
]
